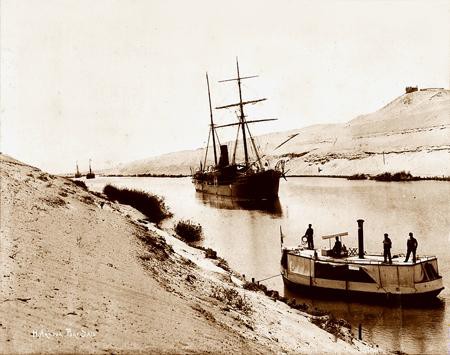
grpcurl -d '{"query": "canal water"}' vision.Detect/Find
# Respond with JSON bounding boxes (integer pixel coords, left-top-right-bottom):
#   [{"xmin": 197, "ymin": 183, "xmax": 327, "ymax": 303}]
[{"xmin": 86, "ymin": 177, "xmax": 450, "ymax": 354}]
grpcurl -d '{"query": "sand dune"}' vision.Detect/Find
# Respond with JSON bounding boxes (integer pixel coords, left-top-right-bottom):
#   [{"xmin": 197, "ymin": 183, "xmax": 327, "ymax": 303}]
[
  {"xmin": 106, "ymin": 88, "xmax": 449, "ymax": 177},
  {"xmin": 0, "ymin": 154, "xmax": 378, "ymax": 354}
]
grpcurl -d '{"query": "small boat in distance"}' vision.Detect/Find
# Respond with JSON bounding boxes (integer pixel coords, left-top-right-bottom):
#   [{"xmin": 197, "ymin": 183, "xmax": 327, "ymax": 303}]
[
  {"xmin": 86, "ymin": 159, "xmax": 95, "ymax": 179},
  {"xmin": 74, "ymin": 161, "xmax": 82, "ymax": 178},
  {"xmin": 192, "ymin": 59, "xmax": 285, "ymax": 200},
  {"xmin": 281, "ymin": 220, "xmax": 444, "ymax": 302}
]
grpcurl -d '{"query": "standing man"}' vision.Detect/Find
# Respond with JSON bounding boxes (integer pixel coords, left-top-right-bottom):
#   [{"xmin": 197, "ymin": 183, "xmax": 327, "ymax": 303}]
[
  {"xmin": 383, "ymin": 233, "xmax": 392, "ymax": 264},
  {"xmin": 404, "ymin": 232, "xmax": 418, "ymax": 263},
  {"xmin": 304, "ymin": 224, "xmax": 314, "ymax": 250},
  {"xmin": 332, "ymin": 237, "xmax": 342, "ymax": 257}
]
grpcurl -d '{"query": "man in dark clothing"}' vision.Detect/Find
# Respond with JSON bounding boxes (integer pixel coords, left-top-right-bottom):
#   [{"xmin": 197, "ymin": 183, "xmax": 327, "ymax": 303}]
[
  {"xmin": 332, "ymin": 237, "xmax": 342, "ymax": 257},
  {"xmin": 404, "ymin": 232, "xmax": 418, "ymax": 263},
  {"xmin": 304, "ymin": 224, "xmax": 314, "ymax": 250},
  {"xmin": 383, "ymin": 233, "xmax": 392, "ymax": 264}
]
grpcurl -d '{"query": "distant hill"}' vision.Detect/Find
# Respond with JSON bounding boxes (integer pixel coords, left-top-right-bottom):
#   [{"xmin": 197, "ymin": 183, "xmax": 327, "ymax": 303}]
[{"xmin": 106, "ymin": 88, "xmax": 450, "ymax": 177}]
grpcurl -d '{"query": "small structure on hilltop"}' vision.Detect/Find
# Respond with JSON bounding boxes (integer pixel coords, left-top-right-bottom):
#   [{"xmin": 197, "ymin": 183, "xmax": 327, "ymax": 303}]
[{"xmin": 405, "ymin": 86, "xmax": 418, "ymax": 94}]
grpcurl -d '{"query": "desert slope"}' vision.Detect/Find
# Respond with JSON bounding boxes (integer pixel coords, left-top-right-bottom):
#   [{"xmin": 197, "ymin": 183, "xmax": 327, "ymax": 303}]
[
  {"xmin": 0, "ymin": 154, "xmax": 378, "ymax": 354},
  {"xmin": 107, "ymin": 88, "xmax": 449, "ymax": 177}
]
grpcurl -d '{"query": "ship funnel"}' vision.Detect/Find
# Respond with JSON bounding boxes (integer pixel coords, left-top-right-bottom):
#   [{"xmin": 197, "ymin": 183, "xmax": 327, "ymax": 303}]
[
  {"xmin": 357, "ymin": 219, "xmax": 364, "ymax": 259},
  {"xmin": 219, "ymin": 145, "xmax": 229, "ymax": 167}
]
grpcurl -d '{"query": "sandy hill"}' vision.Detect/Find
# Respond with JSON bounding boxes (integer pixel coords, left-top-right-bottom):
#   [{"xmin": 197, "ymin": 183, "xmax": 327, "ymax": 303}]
[
  {"xmin": 107, "ymin": 88, "xmax": 450, "ymax": 177},
  {"xmin": 0, "ymin": 154, "xmax": 377, "ymax": 354}
]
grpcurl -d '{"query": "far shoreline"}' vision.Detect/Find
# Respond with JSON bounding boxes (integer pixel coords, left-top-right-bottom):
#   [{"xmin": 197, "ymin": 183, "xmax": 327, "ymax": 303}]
[{"xmin": 68, "ymin": 173, "xmax": 450, "ymax": 182}]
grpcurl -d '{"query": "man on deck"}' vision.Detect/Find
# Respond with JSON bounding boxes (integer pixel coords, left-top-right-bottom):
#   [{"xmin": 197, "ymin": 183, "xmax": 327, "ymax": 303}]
[
  {"xmin": 404, "ymin": 232, "xmax": 418, "ymax": 263},
  {"xmin": 304, "ymin": 224, "xmax": 314, "ymax": 250},
  {"xmin": 383, "ymin": 233, "xmax": 392, "ymax": 264},
  {"xmin": 332, "ymin": 237, "xmax": 342, "ymax": 257}
]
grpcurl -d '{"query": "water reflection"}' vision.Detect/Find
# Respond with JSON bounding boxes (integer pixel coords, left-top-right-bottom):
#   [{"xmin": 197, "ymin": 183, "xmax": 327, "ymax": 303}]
[
  {"xmin": 284, "ymin": 287, "xmax": 446, "ymax": 353},
  {"xmin": 86, "ymin": 176, "xmax": 450, "ymax": 354},
  {"xmin": 195, "ymin": 192, "xmax": 283, "ymax": 217}
]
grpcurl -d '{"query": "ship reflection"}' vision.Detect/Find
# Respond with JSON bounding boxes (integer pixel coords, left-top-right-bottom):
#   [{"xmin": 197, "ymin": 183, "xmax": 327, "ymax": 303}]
[
  {"xmin": 195, "ymin": 192, "xmax": 283, "ymax": 217},
  {"xmin": 284, "ymin": 287, "xmax": 446, "ymax": 354}
]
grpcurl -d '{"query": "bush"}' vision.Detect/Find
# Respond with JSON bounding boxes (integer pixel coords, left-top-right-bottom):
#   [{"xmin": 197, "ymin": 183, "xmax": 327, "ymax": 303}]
[
  {"xmin": 204, "ymin": 248, "xmax": 217, "ymax": 259},
  {"xmin": 216, "ymin": 257, "xmax": 230, "ymax": 271},
  {"xmin": 211, "ymin": 285, "xmax": 252, "ymax": 315},
  {"xmin": 347, "ymin": 173, "xmax": 368, "ymax": 180},
  {"xmin": 175, "ymin": 219, "xmax": 203, "ymax": 243},
  {"xmin": 37, "ymin": 173, "xmax": 49, "ymax": 182},
  {"xmin": 311, "ymin": 314, "xmax": 352, "ymax": 342},
  {"xmin": 73, "ymin": 180, "xmax": 88, "ymax": 189},
  {"xmin": 372, "ymin": 171, "xmax": 418, "ymax": 181},
  {"xmin": 243, "ymin": 282, "xmax": 260, "ymax": 292},
  {"xmin": 103, "ymin": 184, "xmax": 172, "ymax": 224}
]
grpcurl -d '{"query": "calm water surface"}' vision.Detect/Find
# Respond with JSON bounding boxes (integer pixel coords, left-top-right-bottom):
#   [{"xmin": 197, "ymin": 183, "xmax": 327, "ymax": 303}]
[{"xmin": 86, "ymin": 177, "xmax": 450, "ymax": 354}]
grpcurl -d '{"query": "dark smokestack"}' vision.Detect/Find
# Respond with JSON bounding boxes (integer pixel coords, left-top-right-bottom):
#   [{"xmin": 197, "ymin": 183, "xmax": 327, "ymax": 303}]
[
  {"xmin": 357, "ymin": 219, "xmax": 364, "ymax": 259},
  {"xmin": 218, "ymin": 145, "xmax": 229, "ymax": 167}
]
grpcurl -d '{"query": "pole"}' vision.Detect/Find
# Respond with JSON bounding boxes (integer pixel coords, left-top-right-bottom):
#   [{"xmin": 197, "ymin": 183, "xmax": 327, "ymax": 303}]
[
  {"xmin": 206, "ymin": 73, "xmax": 218, "ymax": 166},
  {"xmin": 357, "ymin": 219, "xmax": 365, "ymax": 259},
  {"xmin": 280, "ymin": 226, "xmax": 283, "ymax": 248},
  {"xmin": 246, "ymin": 123, "xmax": 263, "ymax": 169},
  {"xmin": 203, "ymin": 129, "xmax": 212, "ymax": 172},
  {"xmin": 236, "ymin": 58, "xmax": 249, "ymax": 166}
]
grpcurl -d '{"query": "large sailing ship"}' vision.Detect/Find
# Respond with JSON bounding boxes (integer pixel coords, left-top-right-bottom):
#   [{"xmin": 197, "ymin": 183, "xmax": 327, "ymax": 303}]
[{"xmin": 192, "ymin": 60, "xmax": 284, "ymax": 200}]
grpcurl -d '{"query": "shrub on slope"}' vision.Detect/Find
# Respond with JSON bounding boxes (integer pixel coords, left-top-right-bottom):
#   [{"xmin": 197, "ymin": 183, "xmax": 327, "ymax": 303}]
[{"xmin": 103, "ymin": 184, "xmax": 172, "ymax": 224}]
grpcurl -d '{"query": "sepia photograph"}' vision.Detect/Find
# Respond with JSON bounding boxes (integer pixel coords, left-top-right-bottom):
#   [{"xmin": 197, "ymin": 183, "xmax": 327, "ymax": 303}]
[{"xmin": 1, "ymin": 0, "xmax": 449, "ymax": 354}]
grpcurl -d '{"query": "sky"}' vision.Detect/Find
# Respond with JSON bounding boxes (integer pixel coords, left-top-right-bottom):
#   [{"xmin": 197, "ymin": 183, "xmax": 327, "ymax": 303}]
[{"xmin": 1, "ymin": 0, "xmax": 449, "ymax": 173}]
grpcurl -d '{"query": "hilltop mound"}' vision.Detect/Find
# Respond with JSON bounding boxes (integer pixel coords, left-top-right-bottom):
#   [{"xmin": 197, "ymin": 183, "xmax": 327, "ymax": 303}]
[{"xmin": 347, "ymin": 88, "xmax": 449, "ymax": 136}]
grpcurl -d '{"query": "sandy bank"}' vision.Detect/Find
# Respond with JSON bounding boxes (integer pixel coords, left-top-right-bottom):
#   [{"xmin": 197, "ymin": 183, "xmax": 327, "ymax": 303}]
[
  {"xmin": 103, "ymin": 89, "xmax": 450, "ymax": 178},
  {"xmin": 0, "ymin": 154, "xmax": 381, "ymax": 354}
]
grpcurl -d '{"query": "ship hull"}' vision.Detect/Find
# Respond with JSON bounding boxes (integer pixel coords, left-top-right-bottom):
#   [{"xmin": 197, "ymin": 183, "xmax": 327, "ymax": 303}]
[
  {"xmin": 282, "ymin": 274, "xmax": 444, "ymax": 303},
  {"xmin": 193, "ymin": 169, "xmax": 281, "ymax": 200},
  {"xmin": 281, "ymin": 249, "xmax": 444, "ymax": 303}
]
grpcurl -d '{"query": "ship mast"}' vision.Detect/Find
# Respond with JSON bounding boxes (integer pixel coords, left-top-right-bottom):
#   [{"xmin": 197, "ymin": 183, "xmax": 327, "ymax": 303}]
[
  {"xmin": 206, "ymin": 73, "xmax": 218, "ymax": 166},
  {"xmin": 216, "ymin": 58, "xmax": 270, "ymax": 168},
  {"xmin": 236, "ymin": 60, "xmax": 249, "ymax": 165}
]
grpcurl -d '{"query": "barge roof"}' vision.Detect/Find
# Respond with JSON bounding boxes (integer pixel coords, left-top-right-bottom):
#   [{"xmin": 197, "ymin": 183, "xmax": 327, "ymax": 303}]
[{"xmin": 285, "ymin": 248, "xmax": 437, "ymax": 266}]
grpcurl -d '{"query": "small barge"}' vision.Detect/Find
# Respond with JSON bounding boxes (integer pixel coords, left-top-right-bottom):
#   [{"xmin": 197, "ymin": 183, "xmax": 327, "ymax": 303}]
[{"xmin": 281, "ymin": 220, "xmax": 444, "ymax": 301}]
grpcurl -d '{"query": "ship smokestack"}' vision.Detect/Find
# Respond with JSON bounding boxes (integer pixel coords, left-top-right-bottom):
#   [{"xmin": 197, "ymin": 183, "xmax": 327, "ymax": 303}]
[
  {"xmin": 357, "ymin": 219, "xmax": 364, "ymax": 259},
  {"xmin": 219, "ymin": 145, "xmax": 229, "ymax": 167}
]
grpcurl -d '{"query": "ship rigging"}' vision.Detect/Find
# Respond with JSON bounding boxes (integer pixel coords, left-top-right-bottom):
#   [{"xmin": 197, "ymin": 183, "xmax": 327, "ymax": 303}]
[{"xmin": 192, "ymin": 59, "xmax": 284, "ymax": 200}]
